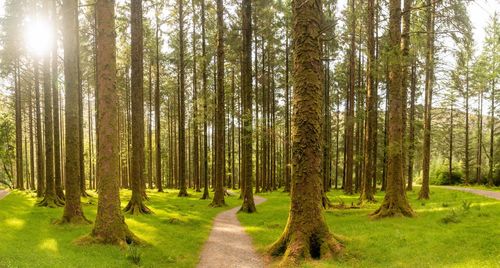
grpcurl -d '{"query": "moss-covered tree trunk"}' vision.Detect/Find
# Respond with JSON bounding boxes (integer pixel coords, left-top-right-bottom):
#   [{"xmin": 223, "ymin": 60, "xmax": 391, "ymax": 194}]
[
  {"xmin": 360, "ymin": 0, "xmax": 376, "ymax": 204},
  {"xmin": 87, "ymin": 0, "xmax": 138, "ymax": 244},
  {"xmin": 125, "ymin": 0, "xmax": 152, "ymax": 214},
  {"xmin": 269, "ymin": 0, "xmax": 342, "ymax": 265},
  {"xmin": 211, "ymin": 0, "xmax": 225, "ymax": 207},
  {"xmin": 59, "ymin": 0, "xmax": 89, "ymax": 224},
  {"xmin": 239, "ymin": 0, "xmax": 256, "ymax": 213},
  {"xmin": 284, "ymin": 31, "xmax": 291, "ymax": 193},
  {"xmin": 344, "ymin": 0, "xmax": 355, "ymax": 195},
  {"xmin": 371, "ymin": 0, "xmax": 414, "ymax": 218}
]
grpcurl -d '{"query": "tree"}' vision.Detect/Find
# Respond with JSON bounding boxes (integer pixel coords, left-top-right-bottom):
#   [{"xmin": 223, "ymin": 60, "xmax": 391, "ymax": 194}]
[
  {"xmin": 359, "ymin": 0, "xmax": 376, "ymax": 204},
  {"xmin": 124, "ymin": 0, "xmax": 151, "ymax": 214},
  {"xmin": 191, "ymin": 0, "xmax": 200, "ymax": 193},
  {"xmin": 177, "ymin": 0, "xmax": 189, "ymax": 197},
  {"xmin": 211, "ymin": 0, "xmax": 225, "ymax": 207},
  {"xmin": 268, "ymin": 0, "xmax": 343, "ymax": 265},
  {"xmin": 200, "ymin": 0, "xmax": 209, "ymax": 200},
  {"xmin": 85, "ymin": 0, "xmax": 139, "ymax": 245},
  {"xmin": 419, "ymin": 0, "xmax": 435, "ymax": 200},
  {"xmin": 59, "ymin": 0, "xmax": 89, "ymax": 224},
  {"xmin": 38, "ymin": 0, "xmax": 63, "ymax": 208},
  {"xmin": 154, "ymin": 6, "xmax": 163, "ymax": 192},
  {"xmin": 239, "ymin": 0, "xmax": 256, "ymax": 213},
  {"xmin": 371, "ymin": 0, "xmax": 414, "ymax": 218}
]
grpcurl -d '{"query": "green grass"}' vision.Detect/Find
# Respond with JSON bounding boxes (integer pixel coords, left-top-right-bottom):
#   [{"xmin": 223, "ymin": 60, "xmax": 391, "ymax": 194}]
[
  {"xmin": 0, "ymin": 189, "xmax": 240, "ymax": 268},
  {"xmin": 239, "ymin": 187, "xmax": 500, "ymax": 267}
]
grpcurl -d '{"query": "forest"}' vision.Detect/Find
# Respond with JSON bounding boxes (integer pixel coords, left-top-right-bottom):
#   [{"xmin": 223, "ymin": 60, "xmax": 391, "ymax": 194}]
[{"xmin": 0, "ymin": 0, "xmax": 499, "ymax": 267}]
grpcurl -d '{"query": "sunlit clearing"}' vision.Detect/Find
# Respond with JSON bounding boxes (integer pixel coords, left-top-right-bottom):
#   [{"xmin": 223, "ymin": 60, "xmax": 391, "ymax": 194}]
[
  {"xmin": 24, "ymin": 18, "xmax": 53, "ymax": 57},
  {"xmin": 4, "ymin": 218, "xmax": 25, "ymax": 229}
]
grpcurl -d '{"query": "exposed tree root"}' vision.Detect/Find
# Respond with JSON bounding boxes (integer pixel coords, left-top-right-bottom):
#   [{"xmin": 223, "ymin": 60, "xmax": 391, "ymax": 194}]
[
  {"xmin": 358, "ymin": 196, "xmax": 377, "ymax": 206},
  {"xmin": 239, "ymin": 201, "xmax": 256, "ymax": 213},
  {"xmin": 81, "ymin": 191, "xmax": 92, "ymax": 198},
  {"xmin": 200, "ymin": 191, "xmax": 210, "ymax": 200},
  {"xmin": 56, "ymin": 189, "xmax": 65, "ymax": 201},
  {"xmin": 209, "ymin": 200, "xmax": 226, "ymax": 208},
  {"xmin": 76, "ymin": 228, "xmax": 144, "ymax": 248},
  {"xmin": 269, "ymin": 230, "xmax": 343, "ymax": 267},
  {"xmin": 418, "ymin": 191, "xmax": 430, "ymax": 200},
  {"xmin": 37, "ymin": 195, "xmax": 65, "ymax": 208},
  {"xmin": 123, "ymin": 200, "xmax": 152, "ymax": 215},
  {"xmin": 370, "ymin": 199, "xmax": 414, "ymax": 219}
]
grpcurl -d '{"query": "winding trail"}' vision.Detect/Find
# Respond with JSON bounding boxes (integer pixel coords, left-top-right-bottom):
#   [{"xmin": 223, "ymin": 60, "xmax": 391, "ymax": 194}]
[
  {"xmin": 0, "ymin": 189, "xmax": 10, "ymax": 201},
  {"xmin": 198, "ymin": 196, "xmax": 267, "ymax": 268},
  {"xmin": 441, "ymin": 186, "xmax": 500, "ymax": 200}
]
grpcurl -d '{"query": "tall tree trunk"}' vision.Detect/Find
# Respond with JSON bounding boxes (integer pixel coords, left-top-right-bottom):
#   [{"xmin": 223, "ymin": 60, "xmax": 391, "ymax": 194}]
[
  {"xmin": 401, "ymin": 0, "xmax": 412, "ymax": 191},
  {"xmin": 192, "ymin": 0, "xmax": 200, "ymax": 192},
  {"xmin": 371, "ymin": 0, "xmax": 414, "ymax": 218},
  {"xmin": 78, "ymin": 18, "xmax": 89, "ymax": 197},
  {"xmin": 211, "ymin": 0, "xmax": 226, "ymax": 207},
  {"xmin": 39, "ymin": 0, "xmax": 62, "ymax": 207},
  {"xmin": 360, "ymin": 0, "xmax": 376, "ymax": 203},
  {"xmin": 419, "ymin": 0, "xmax": 435, "ymax": 200},
  {"xmin": 407, "ymin": 62, "xmax": 416, "ymax": 190},
  {"xmin": 29, "ymin": 76, "xmax": 35, "ymax": 190},
  {"xmin": 148, "ymin": 63, "xmax": 153, "ymax": 189},
  {"xmin": 15, "ymin": 60, "xmax": 23, "ymax": 190},
  {"xmin": 35, "ymin": 61, "xmax": 44, "ymax": 197},
  {"xmin": 464, "ymin": 59, "xmax": 470, "ymax": 185},
  {"xmin": 200, "ymin": 0, "xmax": 210, "ymax": 200},
  {"xmin": 89, "ymin": 0, "xmax": 139, "ymax": 243},
  {"xmin": 476, "ymin": 86, "xmax": 483, "ymax": 184},
  {"xmin": 344, "ymin": 0, "xmax": 356, "ymax": 195},
  {"xmin": 177, "ymin": 0, "xmax": 189, "ymax": 197},
  {"xmin": 488, "ymin": 78, "xmax": 495, "ymax": 186},
  {"xmin": 240, "ymin": 0, "xmax": 256, "ymax": 212},
  {"xmin": 52, "ymin": 0, "xmax": 64, "ymax": 200},
  {"xmin": 125, "ymin": 0, "xmax": 152, "ymax": 214},
  {"xmin": 269, "ymin": 1, "xmax": 343, "ymax": 264},
  {"xmin": 59, "ymin": 0, "xmax": 89, "ymax": 223},
  {"xmin": 155, "ymin": 14, "xmax": 163, "ymax": 192},
  {"xmin": 284, "ymin": 30, "xmax": 291, "ymax": 193}
]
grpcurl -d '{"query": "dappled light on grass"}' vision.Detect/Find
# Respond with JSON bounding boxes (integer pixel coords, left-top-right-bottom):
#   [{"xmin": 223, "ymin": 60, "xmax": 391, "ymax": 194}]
[{"xmin": 0, "ymin": 188, "xmax": 241, "ymax": 267}]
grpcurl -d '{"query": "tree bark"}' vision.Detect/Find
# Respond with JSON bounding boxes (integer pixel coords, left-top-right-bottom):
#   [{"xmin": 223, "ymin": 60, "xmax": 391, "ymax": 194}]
[
  {"xmin": 371, "ymin": 0, "xmax": 414, "ymax": 218},
  {"xmin": 200, "ymin": 0, "xmax": 210, "ymax": 200},
  {"xmin": 269, "ymin": 0, "xmax": 343, "ymax": 265}
]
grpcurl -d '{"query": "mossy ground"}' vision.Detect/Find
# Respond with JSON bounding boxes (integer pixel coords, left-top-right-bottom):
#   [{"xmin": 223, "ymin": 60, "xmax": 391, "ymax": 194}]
[
  {"xmin": 0, "ymin": 189, "xmax": 239, "ymax": 268},
  {"xmin": 238, "ymin": 186, "xmax": 500, "ymax": 267}
]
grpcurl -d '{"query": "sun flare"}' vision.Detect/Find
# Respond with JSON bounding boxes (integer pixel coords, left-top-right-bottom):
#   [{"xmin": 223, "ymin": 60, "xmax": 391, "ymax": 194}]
[{"xmin": 24, "ymin": 18, "xmax": 53, "ymax": 57}]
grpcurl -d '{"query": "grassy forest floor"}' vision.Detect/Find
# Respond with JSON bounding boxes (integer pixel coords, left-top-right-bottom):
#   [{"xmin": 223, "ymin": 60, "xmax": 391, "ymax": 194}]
[
  {"xmin": 0, "ymin": 189, "xmax": 241, "ymax": 268},
  {"xmin": 238, "ymin": 186, "xmax": 500, "ymax": 268}
]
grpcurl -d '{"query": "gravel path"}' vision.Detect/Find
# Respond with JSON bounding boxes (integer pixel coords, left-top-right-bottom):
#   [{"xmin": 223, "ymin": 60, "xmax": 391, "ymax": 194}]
[
  {"xmin": 441, "ymin": 186, "xmax": 500, "ymax": 200},
  {"xmin": 0, "ymin": 189, "xmax": 10, "ymax": 201},
  {"xmin": 198, "ymin": 196, "xmax": 267, "ymax": 268}
]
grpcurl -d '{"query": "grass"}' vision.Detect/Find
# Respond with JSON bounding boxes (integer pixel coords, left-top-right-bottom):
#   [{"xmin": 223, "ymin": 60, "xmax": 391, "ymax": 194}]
[
  {"xmin": 452, "ymin": 184, "xmax": 500, "ymax": 192},
  {"xmin": 0, "ymin": 188, "xmax": 240, "ymax": 268},
  {"xmin": 238, "ymin": 187, "xmax": 500, "ymax": 267}
]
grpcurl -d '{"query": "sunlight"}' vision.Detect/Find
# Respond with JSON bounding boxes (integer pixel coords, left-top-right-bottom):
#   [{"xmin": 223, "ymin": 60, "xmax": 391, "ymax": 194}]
[
  {"xmin": 39, "ymin": 239, "xmax": 58, "ymax": 253},
  {"xmin": 24, "ymin": 18, "xmax": 53, "ymax": 57}
]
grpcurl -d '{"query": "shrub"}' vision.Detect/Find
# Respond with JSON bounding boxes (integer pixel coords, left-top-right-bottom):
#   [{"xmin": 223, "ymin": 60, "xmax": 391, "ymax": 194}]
[{"xmin": 126, "ymin": 243, "xmax": 141, "ymax": 265}]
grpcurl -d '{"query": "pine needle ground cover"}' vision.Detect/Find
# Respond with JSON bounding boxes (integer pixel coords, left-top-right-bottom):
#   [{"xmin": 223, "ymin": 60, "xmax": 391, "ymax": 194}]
[
  {"xmin": 238, "ymin": 187, "xmax": 500, "ymax": 267},
  {"xmin": 0, "ymin": 189, "xmax": 239, "ymax": 268}
]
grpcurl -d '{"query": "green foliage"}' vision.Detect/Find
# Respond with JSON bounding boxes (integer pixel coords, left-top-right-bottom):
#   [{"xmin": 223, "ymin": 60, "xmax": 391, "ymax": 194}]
[
  {"xmin": 424, "ymin": 158, "xmax": 464, "ymax": 185},
  {"xmin": 0, "ymin": 112, "xmax": 14, "ymax": 188},
  {"xmin": 126, "ymin": 243, "xmax": 142, "ymax": 265},
  {"xmin": 441, "ymin": 209, "xmax": 461, "ymax": 224}
]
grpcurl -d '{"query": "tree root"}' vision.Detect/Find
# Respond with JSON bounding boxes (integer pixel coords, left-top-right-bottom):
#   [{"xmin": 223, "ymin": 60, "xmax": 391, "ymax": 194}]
[
  {"xmin": 123, "ymin": 200, "xmax": 153, "ymax": 215},
  {"xmin": 178, "ymin": 189, "xmax": 189, "ymax": 197},
  {"xmin": 81, "ymin": 191, "xmax": 92, "ymax": 198},
  {"xmin": 370, "ymin": 199, "xmax": 414, "ymax": 219},
  {"xmin": 209, "ymin": 199, "xmax": 226, "ymax": 208},
  {"xmin": 37, "ymin": 195, "xmax": 65, "ymax": 208},
  {"xmin": 239, "ymin": 201, "xmax": 256, "ymax": 213},
  {"xmin": 55, "ymin": 215, "xmax": 92, "ymax": 225},
  {"xmin": 269, "ymin": 231, "xmax": 343, "ymax": 267},
  {"xmin": 76, "ymin": 228, "xmax": 144, "ymax": 248}
]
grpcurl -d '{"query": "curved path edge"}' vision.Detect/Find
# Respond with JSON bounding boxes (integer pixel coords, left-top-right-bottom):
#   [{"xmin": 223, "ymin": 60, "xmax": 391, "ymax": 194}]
[
  {"xmin": 197, "ymin": 196, "xmax": 267, "ymax": 268},
  {"xmin": 0, "ymin": 189, "xmax": 10, "ymax": 201},
  {"xmin": 440, "ymin": 186, "xmax": 500, "ymax": 200}
]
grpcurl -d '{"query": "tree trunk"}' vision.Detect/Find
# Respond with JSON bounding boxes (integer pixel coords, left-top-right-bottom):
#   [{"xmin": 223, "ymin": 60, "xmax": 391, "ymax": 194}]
[
  {"xmin": 371, "ymin": 0, "xmax": 414, "ymax": 218},
  {"xmin": 155, "ymin": 14, "xmax": 163, "ymax": 192},
  {"xmin": 88, "ymin": 0, "xmax": 139, "ymax": 244},
  {"xmin": 59, "ymin": 0, "xmax": 89, "ymax": 223},
  {"xmin": 35, "ymin": 61, "xmax": 44, "ymax": 197},
  {"xmin": 419, "ymin": 0, "xmax": 435, "ymax": 200},
  {"xmin": 125, "ymin": 0, "xmax": 152, "ymax": 214},
  {"xmin": 15, "ymin": 60, "xmax": 23, "ymax": 190},
  {"xmin": 200, "ymin": 0, "xmax": 210, "ymax": 200},
  {"xmin": 360, "ymin": 0, "xmax": 376, "ymax": 204},
  {"xmin": 407, "ymin": 62, "xmax": 416, "ymax": 191},
  {"xmin": 177, "ymin": 0, "xmax": 189, "ymax": 197},
  {"xmin": 211, "ymin": 0, "xmax": 226, "ymax": 207},
  {"xmin": 269, "ymin": 1, "xmax": 343, "ymax": 265},
  {"xmin": 284, "ymin": 30, "xmax": 291, "ymax": 193},
  {"xmin": 192, "ymin": 0, "xmax": 200, "ymax": 192},
  {"xmin": 240, "ymin": 0, "xmax": 256, "ymax": 213}
]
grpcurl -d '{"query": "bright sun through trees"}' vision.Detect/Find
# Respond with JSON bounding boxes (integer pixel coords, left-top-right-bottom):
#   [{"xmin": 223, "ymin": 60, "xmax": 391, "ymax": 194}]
[
  {"xmin": 0, "ymin": 0, "xmax": 499, "ymax": 267},
  {"xmin": 24, "ymin": 18, "xmax": 53, "ymax": 56}
]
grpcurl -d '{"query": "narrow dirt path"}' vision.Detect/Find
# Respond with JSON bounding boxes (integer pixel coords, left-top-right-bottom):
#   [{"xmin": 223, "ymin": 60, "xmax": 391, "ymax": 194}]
[
  {"xmin": 0, "ymin": 189, "xmax": 10, "ymax": 201},
  {"xmin": 441, "ymin": 186, "xmax": 500, "ymax": 200},
  {"xmin": 198, "ymin": 196, "xmax": 267, "ymax": 268}
]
